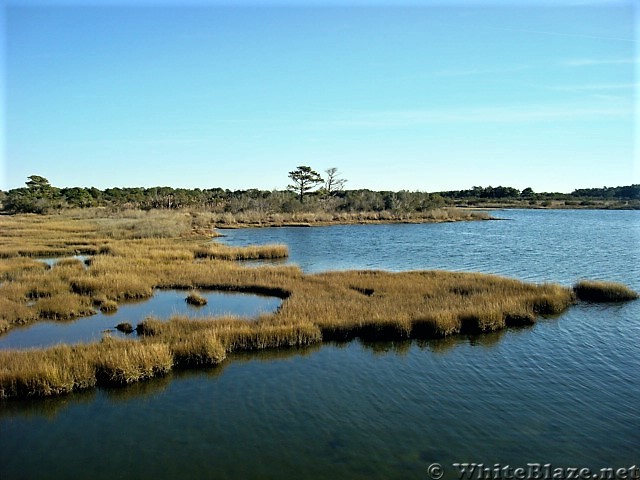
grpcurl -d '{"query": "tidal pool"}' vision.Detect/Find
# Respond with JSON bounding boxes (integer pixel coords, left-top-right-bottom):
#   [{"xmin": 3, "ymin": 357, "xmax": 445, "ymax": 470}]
[
  {"xmin": 37, "ymin": 255, "xmax": 91, "ymax": 268},
  {"xmin": 0, "ymin": 289, "xmax": 282, "ymax": 350}
]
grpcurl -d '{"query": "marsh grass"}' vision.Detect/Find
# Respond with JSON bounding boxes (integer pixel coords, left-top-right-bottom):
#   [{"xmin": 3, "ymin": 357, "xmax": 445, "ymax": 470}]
[
  {"xmin": 3, "ymin": 335, "xmax": 175, "ymax": 391},
  {"xmin": 281, "ymin": 271, "xmax": 577, "ymax": 340},
  {"xmin": 194, "ymin": 244, "xmax": 289, "ymax": 261},
  {"xmin": 166, "ymin": 328, "xmax": 227, "ymax": 367},
  {"xmin": 0, "ymin": 297, "xmax": 38, "ymax": 327},
  {"xmin": 115, "ymin": 322, "xmax": 134, "ymax": 333},
  {"xmin": 214, "ymin": 321, "xmax": 322, "ymax": 351},
  {"xmin": 212, "ymin": 208, "xmax": 492, "ymax": 227},
  {"xmin": 0, "ymin": 212, "xmax": 633, "ymax": 399},
  {"xmin": 99, "ymin": 299, "xmax": 119, "ymax": 313},
  {"xmin": 55, "ymin": 258, "xmax": 86, "ymax": 268},
  {"xmin": 36, "ymin": 293, "xmax": 96, "ymax": 321},
  {"xmin": 94, "ymin": 338, "xmax": 173, "ymax": 385},
  {"xmin": 70, "ymin": 274, "xmax": 154, "ymax": 300},
  {"xmin": 0, "ymin": 344, "xmax": 96, "ymax": 398},
  {"xmin": 185, "ymin": 292, "xmax": 207, "ymax": 306},
  {"xmin": 0, "ymin": 257, "xmax": 48, "ymax": 280},
  {"xmin": 92, "ymin": 210, "xmax": 193, "ymax": 239},
  {"xmin": 573, "ymin": 280, "xmax": 639, "ymax": 302}
]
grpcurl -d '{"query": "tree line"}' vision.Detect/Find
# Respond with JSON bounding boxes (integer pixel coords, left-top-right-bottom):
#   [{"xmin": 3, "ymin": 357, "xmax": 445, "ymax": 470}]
[
  {"xmin": 438, "ymin": 184, "xmax": 639, "ymax": 201},
  {"xmin": 0, "ymin": 173, "xmax": 637, "ymax": 215}
]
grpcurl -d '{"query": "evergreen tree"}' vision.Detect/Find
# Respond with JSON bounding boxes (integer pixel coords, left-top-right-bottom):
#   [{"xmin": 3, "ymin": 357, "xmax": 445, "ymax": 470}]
[{"xmin": 287, "ymin": 166, "xmax": 323, "ymax": 203}]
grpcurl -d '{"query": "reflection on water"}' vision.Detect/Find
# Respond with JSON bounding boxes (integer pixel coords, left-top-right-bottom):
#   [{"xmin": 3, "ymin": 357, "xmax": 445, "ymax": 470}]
[
  {"xmin": 38, "ymin": 255, "xmax": 90, "ymax": 268},
  {"xmin": 0, "ymin": 343, "xmax": 323, "ymax": 420},
  {"xmin": 0, "ymin": 289, "xmax": 282, "ymax": 350},
  {"xmin": 0, "ymin": 388, "xmax": 99, "ymax": 421},
  {"xmin": 0, "ymin": 210, "xmax": 638, "ymax": 480},
  {"xmin": 0, "ymin": 335, "xmax": 515, "ymax": 420},
  {"xmin": 1, "ymin": 308, "xmax": 638, "ymax": 480}
]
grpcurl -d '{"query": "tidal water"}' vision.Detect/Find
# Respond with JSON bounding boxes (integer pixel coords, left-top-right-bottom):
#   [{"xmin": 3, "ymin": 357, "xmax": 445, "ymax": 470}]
[
  {"xmin": 1, "ymin": 209, "xmax": 638, "ymax": 480},
  {"xmin": 0, "ymin": 290, "xmax": 282, "ymax": 350}
]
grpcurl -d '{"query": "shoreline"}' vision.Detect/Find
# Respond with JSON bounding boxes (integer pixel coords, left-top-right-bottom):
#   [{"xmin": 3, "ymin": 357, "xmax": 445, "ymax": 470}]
[
  {"xmin": 0, "ymin": 211, "xmax": 637, "ymax": 400},
  {"xmin": 214, "ymin": 215, "xmax": 498, "ymax": 230},
  {"xmin": 450, "ymin": 201, "xmax": 639, "ymax": 211},
  {"xmin": 209, "ymin": 207, "xmax": 495, "ymax": 230},
  {"xmin": 1, "ymin": 273, "xmax": 636, "ymax": 401}
]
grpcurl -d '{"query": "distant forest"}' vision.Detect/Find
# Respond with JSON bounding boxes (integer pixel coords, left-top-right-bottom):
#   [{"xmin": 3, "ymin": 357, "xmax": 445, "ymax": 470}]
[{"xmin": 1, "ymin": 175, "xmax": 638, "ymax": 214}]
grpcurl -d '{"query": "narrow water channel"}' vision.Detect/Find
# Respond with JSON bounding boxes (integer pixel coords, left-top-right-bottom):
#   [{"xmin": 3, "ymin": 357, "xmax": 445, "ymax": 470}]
[{"xmin": 0, "ymin": 289, "xmax": 282, "ymax": 350}]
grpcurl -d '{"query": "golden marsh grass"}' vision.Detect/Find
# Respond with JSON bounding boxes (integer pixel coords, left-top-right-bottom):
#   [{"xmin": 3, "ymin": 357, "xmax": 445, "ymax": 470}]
[
  {"xmin": 573, "ymin": 280, "xmax": 639, "ymax": 302},
  {"xmin": 212, "ymin": 208, "xmax": 492, "ymax": 227},
  {"xmin": 0, "ymin": 211, "xmax": 636, "ymax": 399},
  {"xmin": 194, "ymin": 243, "xmax": 289, "ymax": 261},
  {"xmin": 185, "ymin": 292, "xmax": 207, "ymax": 306}
]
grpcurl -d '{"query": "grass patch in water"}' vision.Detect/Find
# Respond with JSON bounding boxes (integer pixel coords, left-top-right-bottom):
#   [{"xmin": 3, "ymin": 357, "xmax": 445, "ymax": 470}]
[
  {"xmin": 185, "ymin": 292, "xmax": 207, "ymax": 306},
  {"xmin": 573, "ymin": 280, "xmax": 639, "ymax": 302},
  {"xmin": 115, "ymin": 322, "xmax": 134, "ymax": 334}
]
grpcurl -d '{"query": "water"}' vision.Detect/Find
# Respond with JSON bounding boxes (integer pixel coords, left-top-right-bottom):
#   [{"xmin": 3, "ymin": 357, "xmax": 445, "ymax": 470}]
[
  {"xmin": 38, "ymin": 255, "xmax": 90, "ymax": 268},
  {"xmin": 1, "ymin": 210, "xmax": 639, "ymax": 480},
  {"xmin": 0, "ymin": 290, "xmax": 282, "ymax": 350},
  {"xmin": 219, "ymin": 210, "xmax": 639, "ymax": 286}
]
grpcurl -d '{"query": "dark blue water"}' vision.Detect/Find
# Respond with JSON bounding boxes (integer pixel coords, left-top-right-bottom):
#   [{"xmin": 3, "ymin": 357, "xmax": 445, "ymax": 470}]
[
  {"xmin": 1, "ymin": 210, "xmax": 638, "ymax": 480},
  {"xmin": 220, "ymin": 209, "xmax": 639, "ymax": 287}
]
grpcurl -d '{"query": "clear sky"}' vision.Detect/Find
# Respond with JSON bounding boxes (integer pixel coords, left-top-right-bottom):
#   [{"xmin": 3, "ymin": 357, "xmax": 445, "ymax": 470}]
[{"xmin": 2, "ymin": 0, "xmax": 637, "ymax": 193}]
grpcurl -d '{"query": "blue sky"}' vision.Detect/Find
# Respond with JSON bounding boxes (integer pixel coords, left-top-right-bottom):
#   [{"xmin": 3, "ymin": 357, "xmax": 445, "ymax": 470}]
[{"xmin": 2, "ymin": 0, "xmax": 637, "ymax": 193}]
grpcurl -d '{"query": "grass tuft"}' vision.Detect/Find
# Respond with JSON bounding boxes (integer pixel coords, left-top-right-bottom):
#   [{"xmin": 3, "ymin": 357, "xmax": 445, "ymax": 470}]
[
  {"xmin": 99, "ymin": 299, "xmax": 119, "ymax": 313},
  {"xmin": 185, "ymin": 292, "xmax": 207, "ymax": 306},
  {"xmin": 115, "ymin": 322, "xmax": 134, "ymax": 334},
  {"xmin": 95, "ymin": 338, "xmax": 173, "ymax": 386},
  {"xmin": 36, "ymin": 293, "xmax": 95, "ymax": 321},
  {"xmin": 170, "ymin": 330, "xmax": 227, "ymax": 367},
  {"xmin": 573, "ymin": 280, "xmax": 639, "ymax": 302}
]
